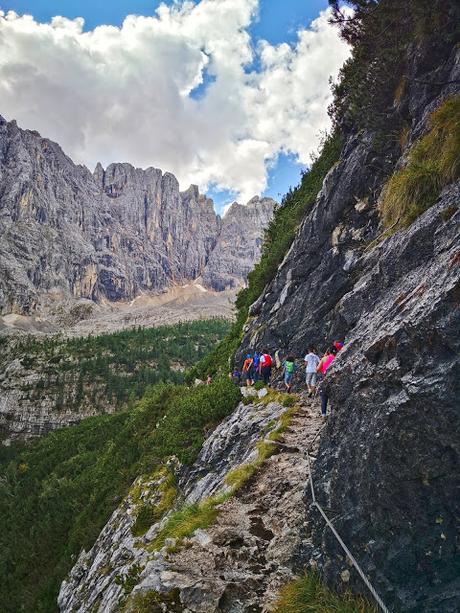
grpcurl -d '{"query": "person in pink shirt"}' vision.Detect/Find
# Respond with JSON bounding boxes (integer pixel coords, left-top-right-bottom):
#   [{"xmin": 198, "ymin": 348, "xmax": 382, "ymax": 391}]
[
  {"xmin": 316, "ymin": 347, "xmax": 336, "ymax": 417},
  {"xmin": 318, "ymin": 348, "xmax": 335, "ymax": 374}
]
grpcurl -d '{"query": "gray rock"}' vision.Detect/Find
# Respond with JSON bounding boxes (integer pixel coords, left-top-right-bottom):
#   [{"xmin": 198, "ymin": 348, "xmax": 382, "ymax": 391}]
[
  {"xmin": 0, "ymin": 118, "xmax": 275, "ymax": 315},
  {"xmin": 201, "ymin": 196, "xmax": 276, "ymax": 291},
  {"xmin": 236, "ymin": 43, "xmax": 460, "ymax": 613},
  {"xmin": 58, "ymin": 402, "xmax": 310, "ymax": 613}
]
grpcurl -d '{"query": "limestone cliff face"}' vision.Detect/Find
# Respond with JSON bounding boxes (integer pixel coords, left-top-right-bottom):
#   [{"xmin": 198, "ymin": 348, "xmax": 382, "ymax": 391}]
[
  {"xmin": 202, "ymin": 196, "xmax": 276, "ymax": 291},
  {"xmin": 0, "ymin": 119, "xmax": 274, "ymax": 315},
  {"xmin": 235, "ymin": 42, "xmax": 460, "ymax": 612}
]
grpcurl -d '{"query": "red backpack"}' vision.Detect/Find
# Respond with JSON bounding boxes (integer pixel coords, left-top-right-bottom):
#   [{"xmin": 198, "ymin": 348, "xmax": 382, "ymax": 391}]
[{"xmin": 262, "ymin": 353, "xmax": 272, "ymax": 367}]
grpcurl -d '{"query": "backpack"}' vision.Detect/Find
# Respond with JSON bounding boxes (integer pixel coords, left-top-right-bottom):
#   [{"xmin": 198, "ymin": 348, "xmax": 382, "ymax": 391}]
[
  {"xmin": 285, "ymin": 361, "xmax": 295, "ymax": 374},
  {"xmin": 262, "ymin": 354, "xmax": 272, "ymax": 367}
]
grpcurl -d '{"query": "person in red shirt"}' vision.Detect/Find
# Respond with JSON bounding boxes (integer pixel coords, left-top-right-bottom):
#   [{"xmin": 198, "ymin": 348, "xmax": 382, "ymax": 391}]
[
  {"xmin": 259, "ymin": 350, "xmax": 273, "ymax": 385},
  {"xmin": 333, "ymin": 340, "xmax": 344, "ymax": 353}
]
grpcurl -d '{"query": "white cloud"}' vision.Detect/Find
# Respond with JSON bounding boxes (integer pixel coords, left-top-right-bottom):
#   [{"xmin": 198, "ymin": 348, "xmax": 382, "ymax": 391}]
[{"xmin": 0, "ymin": 1, "xmax": 349, "ymax": 202}]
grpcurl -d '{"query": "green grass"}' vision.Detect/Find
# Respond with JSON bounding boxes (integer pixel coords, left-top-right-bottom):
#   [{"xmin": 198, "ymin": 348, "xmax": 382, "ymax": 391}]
[
  {"xmin": 131, "ymin": 469, "xmax": 177, "ymax": 537},
  {"xmin": 225, "ymin": 403, "xmax": 298, "ymax": 491},
  {"xmin": 148, "ymin": 492, "xmax": 231, "ymax": 552},
  {"xmin": 0, "ymin": 377, "xmax": 241, "ymax": 613},
  {"xmin": 225, "ymin": 461, "xmax": 258, "ymax": 490},
  {"xmin": 381, "ymin": 95, "xmax": 460, "ymax": 230},
  {"xmin": 268, "ymin": 404, "xmax": 298, "ymax": 441},
  {"xmin": 272, "ymin": 573, "xmax": 377, "ymax": 613},
  {"xmin": 121, "ymin": 588, "xmax": 182, "ymax": 613}
]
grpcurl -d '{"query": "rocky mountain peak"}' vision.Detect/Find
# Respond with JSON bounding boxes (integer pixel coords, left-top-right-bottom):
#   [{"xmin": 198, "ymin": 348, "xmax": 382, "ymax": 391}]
[
  {"xmin": 0, "ymin": 117, "xmax": 276, "ymax": 315},
  {"xmin": 201, "ymin": 195, "xmax": 276, "ymax": 291}
]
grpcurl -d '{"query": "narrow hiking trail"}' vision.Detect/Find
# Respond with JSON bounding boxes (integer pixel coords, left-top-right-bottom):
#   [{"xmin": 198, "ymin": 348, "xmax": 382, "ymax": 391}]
[{"xmin": 133, "ymin": 395, "xmax": 324, "ymax": 612}]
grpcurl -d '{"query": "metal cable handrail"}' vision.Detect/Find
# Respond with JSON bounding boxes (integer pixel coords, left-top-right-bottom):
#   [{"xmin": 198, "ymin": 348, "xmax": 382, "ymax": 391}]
[{"xmin": 305, "ymin": 423, "xmax": 391, "ymax": 613}]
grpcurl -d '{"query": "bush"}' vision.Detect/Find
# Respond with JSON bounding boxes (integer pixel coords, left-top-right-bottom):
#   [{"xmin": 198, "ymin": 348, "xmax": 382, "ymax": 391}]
[{"xmin": 131, "ymin": 470, "xmax": 177, "ymax": 537}]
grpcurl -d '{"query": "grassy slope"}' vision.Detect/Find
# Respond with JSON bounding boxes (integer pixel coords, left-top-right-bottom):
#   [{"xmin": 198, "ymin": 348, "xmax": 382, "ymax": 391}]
[
  {"xmin": 272, "ymin": 573, "xmax": 376, "ymax": 613},
  {"xmin": 381, "ymin": 94, "xmax": 460, "ymax": 229}
]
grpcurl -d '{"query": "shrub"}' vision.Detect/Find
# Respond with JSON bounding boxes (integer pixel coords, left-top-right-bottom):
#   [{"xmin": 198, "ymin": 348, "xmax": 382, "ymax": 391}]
[
  {"xmin": 131, "ymin": 470, "xmax": 177, "ymax": 537},
  {"xmin": 114, "ymin": 563, "xmax": 144, "ymax": 596},
  {"xmin": 381, "ymin": 95, "xmax": 460, "ymax": 229}
]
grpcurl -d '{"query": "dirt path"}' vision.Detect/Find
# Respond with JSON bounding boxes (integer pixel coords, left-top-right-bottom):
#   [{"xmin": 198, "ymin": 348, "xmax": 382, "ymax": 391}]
[{"xmin": 155, "ymin": 396, "xmax": 324, "ymax": 612}]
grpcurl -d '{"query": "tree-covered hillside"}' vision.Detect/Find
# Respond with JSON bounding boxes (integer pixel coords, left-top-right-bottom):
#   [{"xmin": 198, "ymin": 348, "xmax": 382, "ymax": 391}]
[
  {"xmin": 0, "ymin": 378, "xmax": 241, "ymax": 613},
  {"xmin": 1, "ymin": 319, "xmax": 230, "ymax": 440}
]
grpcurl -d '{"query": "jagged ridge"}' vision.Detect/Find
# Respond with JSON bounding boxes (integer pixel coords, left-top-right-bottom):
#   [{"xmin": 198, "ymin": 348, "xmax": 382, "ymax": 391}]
[{"xmin": 0, "ymin": 117, "xmax": 275, "ymax": 315}]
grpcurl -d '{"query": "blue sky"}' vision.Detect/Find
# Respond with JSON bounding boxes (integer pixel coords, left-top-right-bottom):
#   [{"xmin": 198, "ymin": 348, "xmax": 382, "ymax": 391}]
[{"xmin": 1, "ymin": 0, "xmax": 334, "ymax": 212}]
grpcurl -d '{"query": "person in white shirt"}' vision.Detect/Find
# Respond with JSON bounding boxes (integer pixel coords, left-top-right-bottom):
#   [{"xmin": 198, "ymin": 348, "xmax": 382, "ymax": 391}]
[{"xmin": 304, "ymin": 346, "xmax": 320, "ymax": 397}]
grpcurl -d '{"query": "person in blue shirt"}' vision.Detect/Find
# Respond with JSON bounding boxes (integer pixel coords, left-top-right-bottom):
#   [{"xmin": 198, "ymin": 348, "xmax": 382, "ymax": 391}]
[{"xmin": 253, "ymin": 351, "xmax": 261, "ymax": 383}]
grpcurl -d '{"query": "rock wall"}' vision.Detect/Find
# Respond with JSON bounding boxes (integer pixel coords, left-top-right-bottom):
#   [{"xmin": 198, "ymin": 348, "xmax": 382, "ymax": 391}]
[
  {"xmin": 0, "ymin": 118, "xmax": 275, "ymax": 315},
  {"xmin": 235, "ymin": 42, "xmax": 460, "ymax": 612},
  {"xmin": 202, "ymin": 197, "xmax": 276, "ymax": 291}
]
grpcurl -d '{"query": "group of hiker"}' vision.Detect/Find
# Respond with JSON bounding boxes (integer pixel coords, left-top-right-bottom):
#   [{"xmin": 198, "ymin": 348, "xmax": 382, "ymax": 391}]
[
  {"xmin": 239, "ymin": 350, "xmax": 273, "ymax": 386},
  {"xmin": 231, "ymin": 340, "xmax": 344, "ymax": 418}
]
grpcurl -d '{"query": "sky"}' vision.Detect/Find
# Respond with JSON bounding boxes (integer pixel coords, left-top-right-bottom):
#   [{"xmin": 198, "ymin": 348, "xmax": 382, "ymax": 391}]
[{"xmin": 0, "ymin": 1, "xmax": 349, "ymax": 212}]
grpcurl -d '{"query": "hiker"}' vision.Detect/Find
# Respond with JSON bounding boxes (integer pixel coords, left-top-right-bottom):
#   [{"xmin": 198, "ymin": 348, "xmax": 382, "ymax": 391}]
[
  {"xmin": 230, "ymin": 368, "xmax": 241, "ymax": 385},
  {"xmin": 316, "ymin": 347, "xmax": 336, "ymax": 418},
  {"xmin": 253, "ymin": 351, "xmax": 261, "ymax": 383},
  {"xmin": 259, "ymin": 350, "xmax": 273, "ymax": 385},
  {"xmin": 206, "ymin": 374, "xmax": 212, "ymax": 385},
  {"xmin": 333, "ymin": 340, "xmax": 344, "ymax": 353},
  {"xmin": 317, "ymin": 347, "xmax": 335, "ymax": 375},
  {"xmin": 331, "ymin": 340, "xmax": 344, "ymax": 355},
  {"xmin": 283, "ymin": 355, "xmax": 296, "ymax": 393},
  {"xmin": 242, "ymin": 354, "xmax": 254, "ymax": 387},
  {"xmin": 304, "ymin": 346, "xmax": 320, "ymax": 397}
]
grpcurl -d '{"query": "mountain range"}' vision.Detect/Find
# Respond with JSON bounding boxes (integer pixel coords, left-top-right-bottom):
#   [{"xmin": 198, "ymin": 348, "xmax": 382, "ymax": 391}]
[{"xmin": 0, "ymin": 115, "xmax": 275, "ymax": 316}]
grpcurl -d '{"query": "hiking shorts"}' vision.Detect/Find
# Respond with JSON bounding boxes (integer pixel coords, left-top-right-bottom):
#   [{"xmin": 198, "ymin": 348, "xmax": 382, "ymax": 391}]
[
  {"xmin": 305, "ymin": 372, "xmax": 317, "ymax": 386},
  {"xmin": 284, "ymin": 372, "xmax": 293, "ymax": 384}
]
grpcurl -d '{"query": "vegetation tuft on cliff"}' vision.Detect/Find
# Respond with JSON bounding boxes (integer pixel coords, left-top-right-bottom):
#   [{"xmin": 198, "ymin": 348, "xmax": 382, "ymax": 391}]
[{"xmin": 381, "ymin": 94, "xmax": 460, "ymax": 229}]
